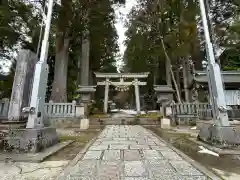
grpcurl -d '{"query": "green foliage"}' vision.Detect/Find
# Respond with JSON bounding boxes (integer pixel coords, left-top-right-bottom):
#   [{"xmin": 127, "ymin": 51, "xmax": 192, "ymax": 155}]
[{"xmin": 124, "ymin": 0, "xmax": 199, "ymax": 89}]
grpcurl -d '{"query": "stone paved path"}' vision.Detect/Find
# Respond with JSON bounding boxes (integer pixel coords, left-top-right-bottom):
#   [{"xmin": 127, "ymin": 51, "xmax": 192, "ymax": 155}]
[{"xmin": 59, "ymin": 125, "xmax": 208, "ymax": 180}]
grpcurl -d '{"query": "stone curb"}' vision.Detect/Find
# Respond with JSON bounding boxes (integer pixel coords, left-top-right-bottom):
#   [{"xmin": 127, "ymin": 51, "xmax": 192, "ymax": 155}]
[
  {"xmin": 146, "ymin": 128, "xmax": 222, "ymax": 180},
  {"xmin": 55, "ymin": 128, "xmax": 103, "ymax": 180},
  {"xmin": 189, "ymin": 137, "xmax": 240, "ymax": 155}
]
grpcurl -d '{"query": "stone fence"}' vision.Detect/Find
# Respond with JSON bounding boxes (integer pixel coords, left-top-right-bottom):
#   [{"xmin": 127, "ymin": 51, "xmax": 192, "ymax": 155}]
[
  {"xmin": 0, "ymin": 99, "xmax": 84, "ymax": 119},
  {"xmin": 171, "ymin": 102, "xmax": 240, "ymax": 121},
  {"xmin": 44, "ymin": 101, "xmax": 77, "ymax": 118}
]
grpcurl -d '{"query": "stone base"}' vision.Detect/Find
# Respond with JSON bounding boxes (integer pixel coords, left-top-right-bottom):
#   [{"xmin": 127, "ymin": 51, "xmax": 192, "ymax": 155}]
[
  {"xmin": 0, "ymin": 120, "xmax": 27, "ymax": 130},
  {"xmin": 80, "ymin": 118, "xmax": 89, "ymax": 130},
  {"xmin": 198, "ymin": 123, "xmax": 240, "ymax": 147},
  {"xmin": 161, "ymin": 118, "xmax": 171, "ymax": 129},
  {"xmin": 4, "ymin": 127, "xmax": 59, "ymax": 153}
]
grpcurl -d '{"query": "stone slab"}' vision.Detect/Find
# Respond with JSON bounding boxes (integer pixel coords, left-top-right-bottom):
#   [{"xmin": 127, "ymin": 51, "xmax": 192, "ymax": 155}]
[
  {"xmin": 123, "ymin": 178, "xmax": 151, "ymax": 180},
  {"xmin": 124, "ymin": 161, "xmax": 148, "ymax": 177},
  {"xmin": 88, "ymin": 145, "xmax": 109, "ymax": 151},
  {"xmin": 98, "ymin": 161, "xmax": 121, "ymax": 180},
  {"xmin": 71, "ymin": 160, "xmax": 98, "ymax": 176},
  {"xmin": 149, "ymin": 145, "xmax": 172, "ymax": 151},
  {"xmin": 109, "ymin": 144, "xmax": 129, "ymax": 150},
  {"xmin": 169, "ymin": 160, "xmax": 203, "ymax": 176},
  {"xmin": 130, "ymin": 145, "xmax": 150, "ymax": 150},
  {"xmin": 124, "ymin": 150, "xmax": 142, "ymax": 161},
  {"xmin": 160, "ymin": 151, "xmax": 183, "ymax": 160},
  {"xmin": 5, "ymin": 127, "xmax": 59, "ymax": 153},
  {"xmin": 56, "ymin": 125, "xmax": 211, "ymax": 180},
  {"xmin": 102, "ymin": 150, "xmax": 121, "ymax": 161},
  {"xmin": 80, "ymin": 118, "xmax": 89, "ymax": 130},
  {"xmin": 0, "ymin": 140, "xmax": 73, "ymax": 162},
  {"xmin": 82, "ymin": 150, "xmax": 102, "ymax": 160},
  {"xmin": 160, "ymin": 118, "xmax": 171, "ymax": 129},
  {"xmin": 142, "ymin": 150, "xmax": 163, "ymax": 160},
  {"xmin": 147, "ymin": 159, "xmax": 176, "ymax": 176}
]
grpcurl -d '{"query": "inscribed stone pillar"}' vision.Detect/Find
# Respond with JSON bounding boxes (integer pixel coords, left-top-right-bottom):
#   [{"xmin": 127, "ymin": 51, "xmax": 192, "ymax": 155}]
[
  {"xmin": 80, "ymin": 38, "xmax": 90, "ymax": 86},
  {"xmin": 8, "ymin": 50, "xmax": 38, "ymax": 121}
]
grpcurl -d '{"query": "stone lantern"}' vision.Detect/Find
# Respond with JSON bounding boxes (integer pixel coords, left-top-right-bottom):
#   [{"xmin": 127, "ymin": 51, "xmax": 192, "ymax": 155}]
[
  {"xmin": 154, "ymin": 85, "xmax": 174, "ymax": 117},
  {"xmin": 77, "ymin": 85, "xmax": 96, "ymax": 117}
]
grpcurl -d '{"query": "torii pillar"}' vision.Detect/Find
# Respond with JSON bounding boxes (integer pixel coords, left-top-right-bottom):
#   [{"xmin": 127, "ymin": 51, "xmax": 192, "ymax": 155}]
[
  {"xmin": 134, "ymin": 78, "xmax": 141, "ymax": 114},
  {"xmin": 103, "ymin": 78, "xmax": 110, "ymax": 113}
]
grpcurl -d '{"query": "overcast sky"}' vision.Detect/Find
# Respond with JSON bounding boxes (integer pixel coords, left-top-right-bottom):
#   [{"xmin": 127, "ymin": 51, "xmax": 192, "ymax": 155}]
[
  {"xmin": 115, "ymin": 0, "xmax": 137, "ymax": 55},
  {"xmin": 114, "ymin": 0, "xmax": 137, "ymax": 71}
]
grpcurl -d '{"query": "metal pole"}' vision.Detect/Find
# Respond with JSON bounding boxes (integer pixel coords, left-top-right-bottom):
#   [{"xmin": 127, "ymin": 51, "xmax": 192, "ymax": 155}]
[
  {"xmin": 199, "ymin": 0, "xmax": 229, "ymax": 126},
  {"xmin": 39, "ymin": 0, "xmax": 54, "ymax": 63},
  {"xmin": 199, "ymin": 0, "xmax": 215, "ymax": 64},
  {"xmin": 26, "ymin": 0, "xmax": 54, "ymax": 128}
]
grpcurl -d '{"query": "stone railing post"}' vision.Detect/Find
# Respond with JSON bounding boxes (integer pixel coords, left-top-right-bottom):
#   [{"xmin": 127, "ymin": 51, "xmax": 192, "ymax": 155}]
[
  {"xmin": 75, "ymin": 102, "xmax": 84, "ymax": 118},
  {"xmin": 48, "ymin": 100, "xmax": 53, "ymax": 117},
  {"xmin": 72, "ymin": 100, "xmax": 76, "ymax": 117}
]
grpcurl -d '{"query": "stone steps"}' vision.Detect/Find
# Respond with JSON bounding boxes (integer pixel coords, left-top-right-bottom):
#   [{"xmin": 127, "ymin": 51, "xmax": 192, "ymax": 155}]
[{"xmin": 90, "ymin": 117, "xmax": 161, "ymax": 125}]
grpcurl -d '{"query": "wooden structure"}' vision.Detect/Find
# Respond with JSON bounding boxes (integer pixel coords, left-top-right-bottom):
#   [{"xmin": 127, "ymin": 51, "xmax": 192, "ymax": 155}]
[
  {"xmin": 193, "ymin": 71, "xmax": 240, "ymax": 105},
  {"xmin": 94, "ymin": 72, "xmax": 149, "ymax": 113}
]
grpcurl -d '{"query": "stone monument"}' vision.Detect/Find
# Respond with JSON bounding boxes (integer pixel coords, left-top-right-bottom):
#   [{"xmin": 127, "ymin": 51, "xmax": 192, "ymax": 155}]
[
  {"xmin": 77, "ymin": 26, "xmax": 96, "ymax": 117},
  {"xmin": 7, "ymin": 50, "xmax": 37, "ymax": 122},
  {"xmin": 4, "ymin": 0, "xmax": 59, "ymax": 153}
]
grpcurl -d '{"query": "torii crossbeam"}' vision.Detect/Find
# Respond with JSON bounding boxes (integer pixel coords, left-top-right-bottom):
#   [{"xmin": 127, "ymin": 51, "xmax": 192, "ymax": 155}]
[{"xmin": 94, "ymin": 72, "xmax": 149, "ymax": 114}]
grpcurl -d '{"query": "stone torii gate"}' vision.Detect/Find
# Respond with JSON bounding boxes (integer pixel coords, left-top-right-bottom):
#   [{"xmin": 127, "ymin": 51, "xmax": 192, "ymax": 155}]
[{"xmin": 94, "ymin": 72, "xmax": 149, "ymax": 114}]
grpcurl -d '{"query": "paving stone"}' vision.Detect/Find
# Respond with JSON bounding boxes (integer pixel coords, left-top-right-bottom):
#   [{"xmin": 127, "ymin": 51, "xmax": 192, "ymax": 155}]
[
  {"xmin": 65, "ymin": 175, "xmax": 98, "ymax": 180},
  {"xmin": 112, "ymin": 137, "xmax": 128, "ymax": 141},
  {"xmin": 82, "ymin": 151, "xmax": 102, "ymax": 160},
  {"xmin": 88, "ymin": 145, "xmax": 109, "ymax": 151},
  {"xmin": 142, "ymin": 150, "xmax": 163, "ymax": 160},
  {"xmin": 71, "ymin": 160, "xmax": 98, "ymax": 176},
  {"xmin": 102, "ymin": 150, "xmax": 121, "ymax": 161},
  {"xmin": 56, "ymin": 125, "xmax": 208, "ymax": 180},
  {"xmin": 124, "ymin": 150, "xmax": 142, "ymax": 161},
  {"xmin": 181, "ymin": 176, "xmax": 207, "ymax": 180},
  {"xmin": 102, "ymin": 141, "xmax": 137, "ymax": 145},
  {"xmin": 160, "ymin": 151, "xmax": 183, "ymax": 160},
  {"xmin": 109, "ymin": 144, "xmax": 129, "ymax": 150},
  {"xmin": 150, "ymin": 173, "xmax": 180, "ymax": 180},
  {"xmin": 96, "ymin": 138, "xmax": 113, "ymax": 142},
  {"xmin": 130, "ymin": 145, "xmax": 150, "ymax": 150},
  {"xmin": 149, "ymin": 146, "xmax": 174, "ymax": 151},
  {"xmin": 92, "ymin": 141, "xmax": 102, "ymax": 146},
  {"xmin": 124, "ymin": 161, "xmax": 148, "ymax": 177},
  {"xmin": 98, "ymin": 161, "xmax": 121, "ymax": 180},
  {"xmin": 123, "ymin": 177, "xmax": 151, "ymax": 180},
  {"xmin": 148, "ymin": 160, "xmax": 176, "ymax": 176},
  {"xmin": 144, "ymin": 141, "xmax": 157, "ymax": 146},
  {"xmin": 154, "ymin": 141, "xmax": 167, "ymax": 146},
  {"xmin": 169, "ymin": 160, "xmax": 203, "ymax": 176}
]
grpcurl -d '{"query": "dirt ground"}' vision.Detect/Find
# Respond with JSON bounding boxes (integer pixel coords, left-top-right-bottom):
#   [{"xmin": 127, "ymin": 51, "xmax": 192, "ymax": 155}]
[
  {"xmin": 46, "ymin": 127, "xmax": 103, "ymax": 161},
  {"xmin": 148, "ymin": 127, "xmax": 240, "ymax": 180}
]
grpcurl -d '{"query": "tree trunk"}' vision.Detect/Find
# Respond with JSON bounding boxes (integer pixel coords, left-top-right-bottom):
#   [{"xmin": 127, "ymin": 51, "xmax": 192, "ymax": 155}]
[
  {"xmin": 165, "ymin": 57, "xmax": 172, "ymax": 86},
  {"xmin": 175, "ymin": 64, "xmax": 181, "ymax": 95},
  {"xmin": 160, "ymin": 37, "xmax": 182, "ymax": 103},
  {"xmin": 182, "ymin": 57, "xmax": 190, "ymax": 102},
  {"xmin": 50, "ymin": 37, "xmax": 70, "ymax": 102},
  {"xmin": 77, "ymin": 54, "xmax": 81, "ymax": 85}
]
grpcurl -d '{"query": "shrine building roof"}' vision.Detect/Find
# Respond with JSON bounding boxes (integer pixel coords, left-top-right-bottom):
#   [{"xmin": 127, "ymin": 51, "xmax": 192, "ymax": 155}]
[{"xmin": 194, "ymin": 71, "xmax": 240, "ymax": 84}]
